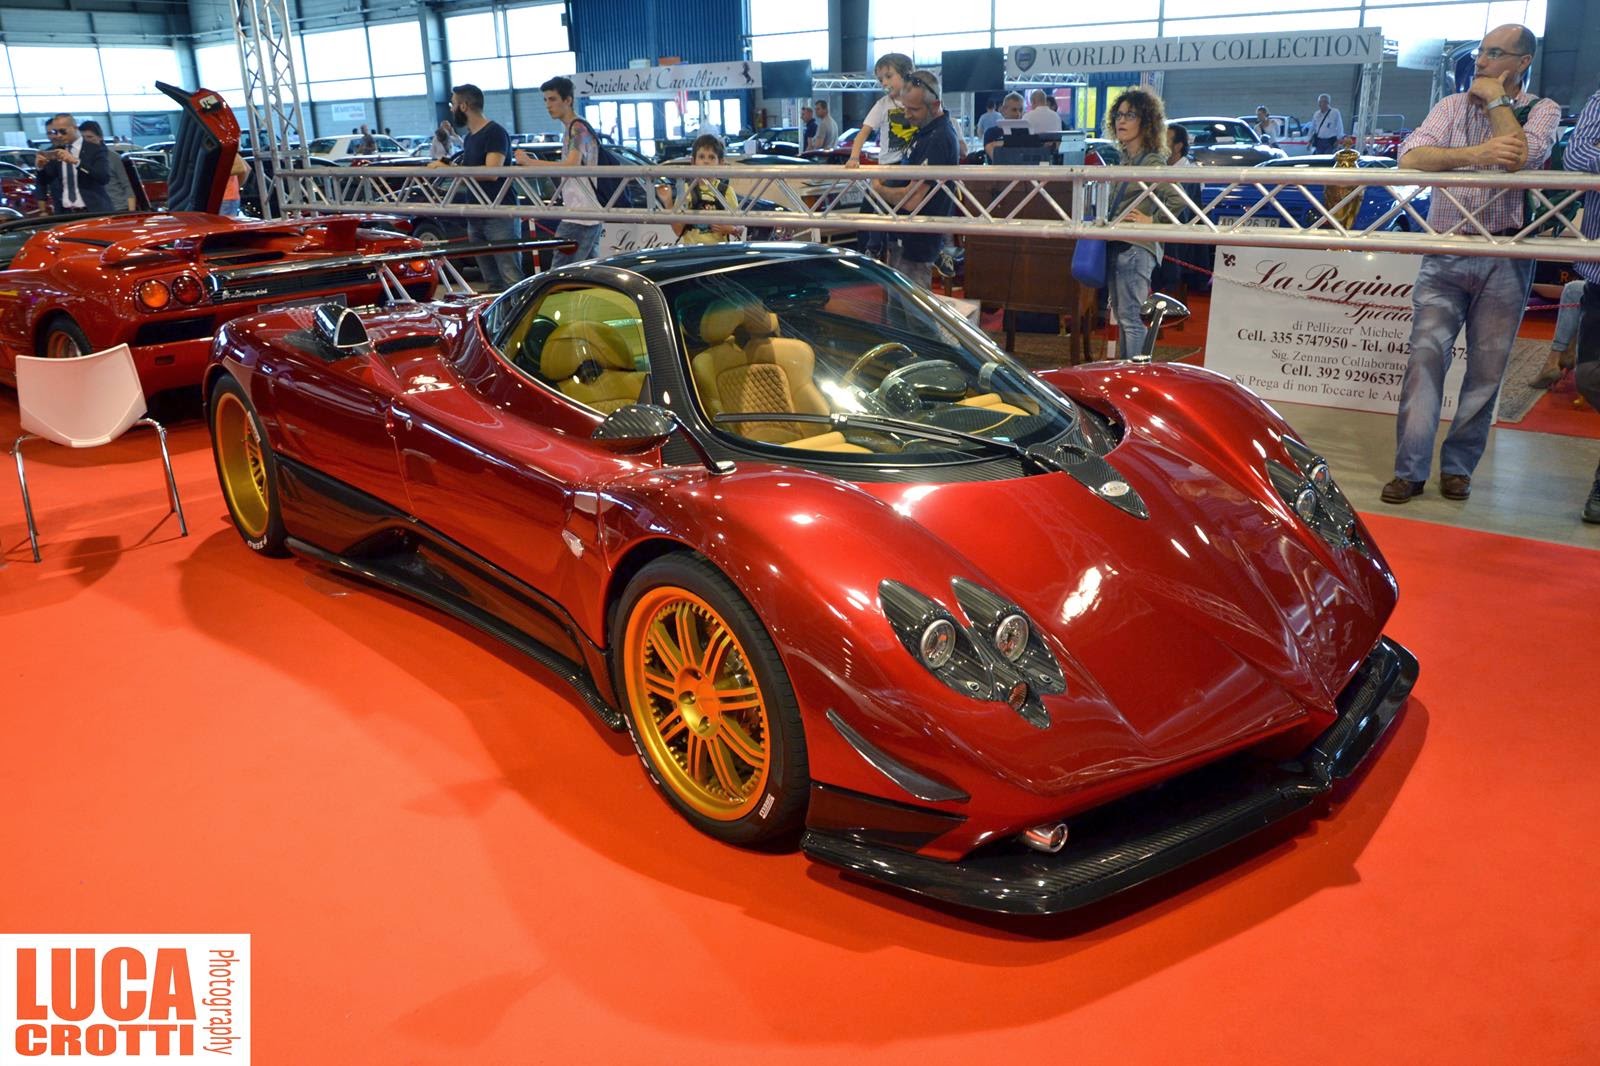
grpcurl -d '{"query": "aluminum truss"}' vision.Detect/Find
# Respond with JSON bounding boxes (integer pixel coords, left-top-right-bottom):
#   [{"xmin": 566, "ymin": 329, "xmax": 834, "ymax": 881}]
[
  {"xmin": 277, "ymin": 161, "xmax": 1600, "ymax": 261},
  {"xmin": 229, "ymin": 0, "xmax": 311, "ymax": 219}
]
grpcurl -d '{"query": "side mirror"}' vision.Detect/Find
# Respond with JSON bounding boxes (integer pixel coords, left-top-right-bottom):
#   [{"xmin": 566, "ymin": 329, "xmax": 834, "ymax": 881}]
[
  {"xmin": 591, "ymin": 403, "xmax": 735, "ymax": 474},
  {"xmin": 591, "ymin": 403, "xmax": 676, "ymax": 452},
  {"xmin": 1136, "ymin": 293, "xmax": 1190, "ymax": 361},
  {"xmin": 313, "ymin": 303, "xmax": 369, "ymax": 353}
]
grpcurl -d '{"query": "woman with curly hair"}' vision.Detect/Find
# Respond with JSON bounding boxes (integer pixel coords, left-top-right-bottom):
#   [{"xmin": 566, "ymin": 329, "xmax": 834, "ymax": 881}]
[{"xmin": 1103, "ymin": 88, "xmax": 1186, "ymax": 356}]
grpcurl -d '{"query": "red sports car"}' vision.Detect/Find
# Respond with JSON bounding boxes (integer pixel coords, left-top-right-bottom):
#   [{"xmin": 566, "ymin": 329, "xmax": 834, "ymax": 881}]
[
  {"xmin": 0, "ymin": 82, "xmax": 432, "ymax": 395},
  {"xmin": 0, "ymin": 161, "xmax": 40, "ymax": 215},
  {"xmin": 204, "ymin": 242, "xmax": 1417, "ymax": 916}
]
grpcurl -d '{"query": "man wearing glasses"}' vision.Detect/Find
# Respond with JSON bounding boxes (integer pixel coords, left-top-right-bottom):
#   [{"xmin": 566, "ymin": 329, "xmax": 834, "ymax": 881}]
[
  {"xmin": 34, "ymin": 114, "xmax": 112, "ymax": 216},
  {"xmin": 1381, "ymin": 23, "xmax": 1560, "ymax": 506},
  {"xmin": 874, "ymin": 70, "xmax": 963, "ymax": 290}
]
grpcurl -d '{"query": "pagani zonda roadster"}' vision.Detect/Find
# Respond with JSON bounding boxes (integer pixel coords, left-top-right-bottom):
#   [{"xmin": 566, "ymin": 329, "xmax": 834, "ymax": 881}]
[{"xmin": 205, "ymin": 243, "xmax": 1416, "ymax": 916}]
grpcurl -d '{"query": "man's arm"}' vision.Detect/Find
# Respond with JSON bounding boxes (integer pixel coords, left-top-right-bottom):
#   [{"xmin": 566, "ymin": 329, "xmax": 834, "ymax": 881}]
[
  {"xmin": 1399, "ymin": 87, "xmax": 1527, "ymax": 171},
  {"xmin": 1563, "ymin": 92, "xmax": 1600, "ymax": 175},
  {"xmin": 78, "ymin": 142, "xmax": 109, "ymax": 187}
]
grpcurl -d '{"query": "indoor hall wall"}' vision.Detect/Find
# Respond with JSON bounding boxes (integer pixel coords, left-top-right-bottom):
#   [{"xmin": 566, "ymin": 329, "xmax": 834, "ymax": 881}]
[
  {"xmin": 1160, "ymin": 61, "xmax": 1434, "ymax": 137},
  {"xmin": 0, "ymin": 7, "xmax": 175, "ymax": 45},
  {"xmin": 569, "ymin": 0, "xmax": 744, "ymax": 71}
]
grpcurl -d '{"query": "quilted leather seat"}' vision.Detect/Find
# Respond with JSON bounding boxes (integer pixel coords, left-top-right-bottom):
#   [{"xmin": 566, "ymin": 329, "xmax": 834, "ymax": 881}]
[
  {"xmin": 690, "ymin": 300, "xmax": 829, "ymax": 444},
  {"xmin": 540, "ymin": 321, "xmax": 647, "ymax": 413}
]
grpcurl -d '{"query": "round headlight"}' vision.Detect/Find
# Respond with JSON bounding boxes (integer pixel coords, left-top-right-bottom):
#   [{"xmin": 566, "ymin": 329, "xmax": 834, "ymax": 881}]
[
  {"xmin": 919, "ymin": 619, "xmax": 957, "ymax": 669},
  {"xmin": 994, "ymin": 613, "xmax": 1029, "ymax": 662},
  {"xmin": 1308, "ymin": 461, "xmax": 1331, "ymax": 492},
  {"xmin": 136, "ymin": 279, "xmax": 170, "ymax": 310},
  {"xmin": 1293, "ymin": 484, "xmax": 1319, "ymax": 523}
]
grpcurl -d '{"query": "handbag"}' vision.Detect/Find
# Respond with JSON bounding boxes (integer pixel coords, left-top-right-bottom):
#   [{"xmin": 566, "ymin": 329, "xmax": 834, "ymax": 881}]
[{"xmin": 1071, "ymin": 237, "xmax": 1108, "ymax": 289}]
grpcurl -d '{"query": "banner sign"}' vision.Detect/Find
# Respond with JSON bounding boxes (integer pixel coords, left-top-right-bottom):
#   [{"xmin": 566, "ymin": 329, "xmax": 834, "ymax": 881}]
[
  {"xmin": 576, "ymin": 60, "xmax": 761, "ymax": 98},
  {"xmin": 1007, "ymin": 28, "xmax": 1383, "ymax": 77},
  {"xmin": 131, "ymin": 114, "xmax": 172, "ymax": 137},
  {"xmin": 330, "ymin": 102, "xmax": 367, "ymax": 124},
  {"xmin": 1205, "ymin": 245, "xmax": 1468, "ymax": 418}
]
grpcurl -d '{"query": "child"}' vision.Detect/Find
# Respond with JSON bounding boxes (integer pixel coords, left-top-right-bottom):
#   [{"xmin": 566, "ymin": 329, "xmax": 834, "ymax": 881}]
[{"xmin": 657, "ymin": 134, "xmax": 741, "ymax": 245}]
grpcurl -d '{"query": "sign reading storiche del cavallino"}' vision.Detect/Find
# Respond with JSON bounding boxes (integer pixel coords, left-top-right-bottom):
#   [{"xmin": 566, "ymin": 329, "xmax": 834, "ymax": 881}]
[
  {"xmin": 1206, "ymin": 247, "xmax": 1470, "ymax": 419},
  {"xmin": 575, "ymin": 61, "xmax": 761, "ymax": 98}
]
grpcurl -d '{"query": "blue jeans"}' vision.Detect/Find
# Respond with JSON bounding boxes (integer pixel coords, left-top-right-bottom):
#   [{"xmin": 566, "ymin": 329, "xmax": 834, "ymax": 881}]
[
  {"xmin": 1109, "ymin": 243, "xmax": 1157, "ymax": 357},
  {"xmin": 467, "ymin": 215, "xmax": 522, "ymax": 291},
  {"xmin": 552, "ymin": 221, "xmax": 604, "ymax": 269},
  {"xmin": 1393, "ymin": 254, "xmax": 1533, "ymax": 482},
  {"xmin": 1552, "ymin": 278, "xmax": 1586, "ymax": 352}
]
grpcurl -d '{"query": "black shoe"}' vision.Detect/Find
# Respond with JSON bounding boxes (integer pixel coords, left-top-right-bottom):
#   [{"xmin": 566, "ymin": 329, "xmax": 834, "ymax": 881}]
[
  {"xmin": 1440, "ymin": 474, "xmax": 1472, "ymax": 500},
  {"xmin": 1381, "ymin": 477, "xmax": 1425, "ymax": 504},
  {"xmin": 1584, "ymin": 482, "xmax": 1600, "ymax": 525}
]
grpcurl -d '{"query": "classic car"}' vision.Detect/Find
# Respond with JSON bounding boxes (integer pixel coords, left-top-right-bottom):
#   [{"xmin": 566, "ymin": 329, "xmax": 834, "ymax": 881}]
[
  {"xmin": 1169, "ymin": 116, "xmax": 1287, "ymax": 166},
  {"xmin": 306, "ymin": 133, "xmax": 411, "ymax": 162},
  {"xmin": 0, "ymin": 82, "xmax": 434, "ymax": 395},
  {"xmin": 1201, "ymin": 154, "xmax": 1429, "ymax": 231},
  {"xmin": 204, "ymin": 241, "xmax": 1417, "ymax": 916}
]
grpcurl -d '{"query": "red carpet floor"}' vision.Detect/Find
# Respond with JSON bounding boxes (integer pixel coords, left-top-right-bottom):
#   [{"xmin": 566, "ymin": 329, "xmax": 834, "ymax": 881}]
[{"xmin": 2, "ymin": 395, "xmax": 1598, "ymax": 1063}]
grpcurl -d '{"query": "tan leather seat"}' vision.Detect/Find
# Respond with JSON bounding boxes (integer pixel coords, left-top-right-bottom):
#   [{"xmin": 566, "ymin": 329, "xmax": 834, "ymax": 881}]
[
  {"xmin": 690, "ymin": 300, "xmax": 829, "ymax": 444},
  {"xmin": 540, "ymin": 321, "xmax": 647, "ymax": 414}
]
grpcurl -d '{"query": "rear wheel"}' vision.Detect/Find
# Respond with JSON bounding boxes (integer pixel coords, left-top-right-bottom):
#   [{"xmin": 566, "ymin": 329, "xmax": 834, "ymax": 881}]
[
  {"xmin": 613, "ymin": 554, "xmax": 808, "ymax": 846},
  {"xmin": 209, "ymin": 375, "xmax": 289, "ymax": 556},
  {"xmin": 38, "ymin": 317, "xmax": 90, "ymax": 360}
]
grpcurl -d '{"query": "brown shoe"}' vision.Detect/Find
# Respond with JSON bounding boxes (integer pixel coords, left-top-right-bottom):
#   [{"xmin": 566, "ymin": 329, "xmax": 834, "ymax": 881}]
[
  {"xmin": 1440, "ymin": 474, "xmax": 1471, "ymax": 500},
  {"xmin": 1381, "ymin": 477, "xmax": 1425, "ymax": 503}
]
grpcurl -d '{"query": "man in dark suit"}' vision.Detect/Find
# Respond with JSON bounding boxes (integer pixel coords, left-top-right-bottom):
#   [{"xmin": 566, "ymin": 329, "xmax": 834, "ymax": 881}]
[{"xmin": 34, "ymin": 113, "xmax": 112, "ymax": 215}]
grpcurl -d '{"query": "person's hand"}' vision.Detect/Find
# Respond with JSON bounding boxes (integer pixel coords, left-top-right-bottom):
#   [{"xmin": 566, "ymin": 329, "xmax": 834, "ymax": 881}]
[
  {"xmin": 1475, "ymin": 133, "xmax": 1526, "ymax": 168},
  {"xmin": 34, "ymin": 152, "xmax": 50, "ymax": 168},
  {"xmin": 426, "ymin": 159, "xmax": 447, "ymax": 169},
  {"xmin": 1127, "ymin": 208, "xmax": 1152, "ymax": 223},
  {"xmin": 655, "ymin": 183, "xmax": 672, "ymax": 206},
  {"xmin": 711, "ymin": 223, "xmax": 737, "ymax": 235},
  {"xmin": 513, "ymin": 148, "xmax": 535, "ymax": 166},
  {"xmin": 1468, "ymin": 75, "xmax": 1508, "ymax": 105},
  {"xmin": 844, "ymin": 155, "xmax": 861, "ymax": 169}
]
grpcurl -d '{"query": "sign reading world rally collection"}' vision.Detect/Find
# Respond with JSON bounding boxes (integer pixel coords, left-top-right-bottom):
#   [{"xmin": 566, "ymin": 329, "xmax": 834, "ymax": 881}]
[
  {"xmin": 1007, "ymin": 28, "xmax": 1383, "ymax": 76},
  {"xmin": 575, "ymin": 60, "xmax": 762, "ymax": 98}
]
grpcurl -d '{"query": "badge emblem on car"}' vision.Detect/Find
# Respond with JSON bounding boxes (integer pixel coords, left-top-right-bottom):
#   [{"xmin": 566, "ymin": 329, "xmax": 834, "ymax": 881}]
[{"xmin": 1100, "ymin": 480, "xmax": 1131, "ymax": 497}]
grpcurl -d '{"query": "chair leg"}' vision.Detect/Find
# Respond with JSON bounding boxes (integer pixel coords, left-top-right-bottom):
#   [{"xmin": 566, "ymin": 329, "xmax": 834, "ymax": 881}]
[
  {"xmin": 12, "ymin": 434, "xmax": 41, "ymax": 563},
  {"xmin": 136, "ymin": 418, "xmax": 188, "ymax": 539}
]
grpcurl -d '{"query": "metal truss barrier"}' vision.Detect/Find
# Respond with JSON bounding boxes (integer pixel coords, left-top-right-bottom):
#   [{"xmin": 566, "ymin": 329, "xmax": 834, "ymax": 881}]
[
  {"xmin": 229, "ymin": 0, "xmax": 311, "ymax": 213},
  {"xmin": 277, "ymin": 162, "xmax": 1600, "ymax": 261}
]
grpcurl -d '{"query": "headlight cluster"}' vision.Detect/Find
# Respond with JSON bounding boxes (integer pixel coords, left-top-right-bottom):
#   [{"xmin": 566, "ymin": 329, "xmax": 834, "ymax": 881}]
[
  {"xmin": 879, "ymin": 577, "xmax": 1067, "ymax": 729},
  {"xmin": 1267, "ymin": 437, "xmax": 1365, "ymax": 552}
]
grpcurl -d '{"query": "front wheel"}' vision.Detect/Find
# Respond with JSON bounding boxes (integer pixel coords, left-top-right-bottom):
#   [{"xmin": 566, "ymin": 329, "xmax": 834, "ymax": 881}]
[
  {"xmin": 613, "ymin": 554, "xmax": 808, "ymax": 846},
  {"xmin": 209, "ymin": 375, "xmax": 289, "ymax": 557}
]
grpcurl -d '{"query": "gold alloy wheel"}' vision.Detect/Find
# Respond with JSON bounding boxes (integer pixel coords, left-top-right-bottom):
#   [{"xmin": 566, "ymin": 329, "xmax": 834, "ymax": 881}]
[
  {"xmin": 213, "ymin": 392, "xmax": 271, "ymax": 539},
  {"xmin": 623, "ymin": 587, "xmax": 772, "ymax": 820},
  {"xmin": 44, "ymin": 331, "xmax": 83, "ymax": 360}
]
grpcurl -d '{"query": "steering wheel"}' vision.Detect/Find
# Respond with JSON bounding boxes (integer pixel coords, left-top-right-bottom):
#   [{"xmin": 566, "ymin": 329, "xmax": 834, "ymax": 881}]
[
  {"xmin": 873, "ymin": 359, "xmax": 965, "ymax": 416},
  {"xmin": 840, "ymin": 341, "xmax": 918, "ymax": 388}
]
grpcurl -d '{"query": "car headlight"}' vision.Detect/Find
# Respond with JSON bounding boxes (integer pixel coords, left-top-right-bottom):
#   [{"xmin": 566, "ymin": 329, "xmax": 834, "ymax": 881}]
[{"xmin": 1268, "ymin": 438, "xmax": 1365, "ymax": 553}]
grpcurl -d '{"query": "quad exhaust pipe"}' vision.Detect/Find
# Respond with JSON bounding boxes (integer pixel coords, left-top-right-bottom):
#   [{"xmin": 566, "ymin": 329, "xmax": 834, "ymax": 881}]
[{"xmin": 1021, "ymin": 822, "xmax": 1069, "ymax": 853}]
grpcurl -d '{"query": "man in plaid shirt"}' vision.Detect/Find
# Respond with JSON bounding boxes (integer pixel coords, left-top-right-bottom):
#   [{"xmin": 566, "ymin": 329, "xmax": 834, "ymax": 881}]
[
  {"xmin": 1381, "ymin": 23, "xmax": 1561, "ymax": 505},
  {"xmin": 1564, "ymin": 85, "xmax": 1600, "ymax": 523}
]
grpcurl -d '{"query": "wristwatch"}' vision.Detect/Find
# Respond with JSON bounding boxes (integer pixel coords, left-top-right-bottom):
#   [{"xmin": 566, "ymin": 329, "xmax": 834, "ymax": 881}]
[{"xmin": 1486, "ymin": 95, "xmax": 1515, "ymax": 111}]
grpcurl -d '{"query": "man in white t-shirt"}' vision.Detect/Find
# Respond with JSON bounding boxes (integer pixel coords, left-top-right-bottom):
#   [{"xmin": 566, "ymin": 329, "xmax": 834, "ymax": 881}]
[
  {"xmin": 1024, "ymin": 90, "xmax": 1063, "ymax": 135},
  {"xmin": 808, "ymin": 100, "xmax": 838, "ymax": 152}
]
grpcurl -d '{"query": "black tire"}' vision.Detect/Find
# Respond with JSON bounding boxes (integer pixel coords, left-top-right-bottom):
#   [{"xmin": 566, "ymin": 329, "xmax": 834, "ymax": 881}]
[
  {"xmin": 208, "ymin": 375, "xmax": 289, "ymax": 557},
  {"xmin": 38, "ymin": 316, "xmax": 91, "ymax": 360},
  {"xmin": 611, "ymin": 554, "xmax": 808, "ymax": 846}
]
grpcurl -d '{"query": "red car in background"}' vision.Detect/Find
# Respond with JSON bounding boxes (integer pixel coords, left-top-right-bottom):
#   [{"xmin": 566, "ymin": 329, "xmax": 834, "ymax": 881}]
[
  {"xmin": 0, "ymin": 82, "xmax": 433, "ymax": 396},
  {"xmin": 0, "ymin": 161, "xmax": 40, "ymax": 215}
]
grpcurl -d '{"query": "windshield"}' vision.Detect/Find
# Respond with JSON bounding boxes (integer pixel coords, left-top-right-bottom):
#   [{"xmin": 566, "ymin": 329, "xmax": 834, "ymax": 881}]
[{"xmin": 664, "ymin": 255, "xmax": 1078, "ymax": 460}]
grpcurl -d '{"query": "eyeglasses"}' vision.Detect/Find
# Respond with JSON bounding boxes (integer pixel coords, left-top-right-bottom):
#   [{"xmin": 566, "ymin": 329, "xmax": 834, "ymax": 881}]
[
  {"xmin": 1112, "ymin": 110, "xmax": 1139, "ymax": 121},
  {"xmin": 46, "ymin": 128, "xmax": 68, "ymax": 136},
  {"xmin": 907, "ymin": 73, "xmax": 939, "ymax": 99},
  {"xmin": 1473, "ymin": 48, "xmax": 1529, "ymax": 61}
]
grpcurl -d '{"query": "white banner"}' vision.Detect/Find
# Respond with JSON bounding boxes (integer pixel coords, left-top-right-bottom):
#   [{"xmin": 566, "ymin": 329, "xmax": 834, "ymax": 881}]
[
  {"xmin": 1007, "ymin": 28, "xmax": 1383, "ymax": 77},
  {"xmin": 1205, "ymin": 246, "xmax": 1469, "ymax": 419},
  {"xmin": 330, "ymin": 102, "xmax": 367, "ymax": 124},
  {"xmin": 575, "ymin": 61, "xmax": 761, "ymax": 99}
]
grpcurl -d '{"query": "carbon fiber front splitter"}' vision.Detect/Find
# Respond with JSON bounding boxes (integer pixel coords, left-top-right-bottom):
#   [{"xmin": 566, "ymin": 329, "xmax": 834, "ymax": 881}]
[{"xmin": 801, "ymin": 636, "xmax": 1418, "ymax": 917}]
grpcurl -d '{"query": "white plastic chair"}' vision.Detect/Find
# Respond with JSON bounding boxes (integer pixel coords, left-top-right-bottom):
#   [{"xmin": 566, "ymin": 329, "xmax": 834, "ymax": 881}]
[{"xmin": 11, "ymin": 343, "xmax": 188, "ymax": 562}]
